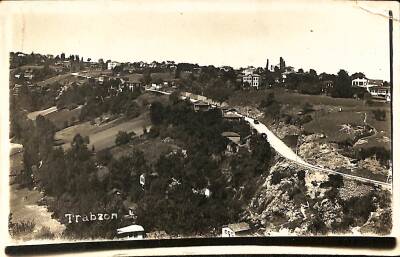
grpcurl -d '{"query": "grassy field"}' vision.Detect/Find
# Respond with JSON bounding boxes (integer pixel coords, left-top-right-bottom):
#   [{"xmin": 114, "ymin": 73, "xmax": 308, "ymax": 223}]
[
  {"xmin": 303, "ymin": 109, "xmax": 391, "ymax": 149},
  {"xmin": 27, "ymin": 105, "xmax": 83, "ymax": 130},
  {"xmin": 36, "ymin": 73, "xmax": 84, "ymax": 87},
  {"xmin": 151, "ymin": 72, "xmax": 175, "ymax": 82},
  {"xmin": 80, "ymin": 70, "xmax": 112, "ymax": 77},
  {"xmin": 229, "ymin": 88, "xmax": 391, "ymax": 149},
  {"xmin": 45, "ymin": 106, "xmax": 83, "ymax": 130},
  {"xmin": 228, "ymin": 88, "xmax": 367, "ymax": 108},
  {"xmin": 10, "ymin": 65, "xmax": 45, "ymax": 73},
  {"xmin": 27, "ymin": 106, "xmax": 58, "ymax": 120},
  {"xmin": 303, "ymin": 110, "xmax": 365, "ymax": 142},
  {"xmin": 55, "ymin": 112, "xmax": 152, "ymax": 152}
]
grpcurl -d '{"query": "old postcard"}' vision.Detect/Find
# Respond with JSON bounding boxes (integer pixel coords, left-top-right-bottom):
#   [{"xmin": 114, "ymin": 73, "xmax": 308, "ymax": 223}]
[{"xmin": 1, "ymin": 0, "xmax": 399, "ymax": 253}]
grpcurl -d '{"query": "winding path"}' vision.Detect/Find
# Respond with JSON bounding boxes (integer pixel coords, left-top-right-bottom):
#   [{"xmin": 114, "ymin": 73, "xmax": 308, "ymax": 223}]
[
  {"xmin": 147, "ymin": 89, "xmax": 391, "ymax": 189},
  {"xmin": 239, "ymin": 114, "xmax": 391, "ymax": 189}
]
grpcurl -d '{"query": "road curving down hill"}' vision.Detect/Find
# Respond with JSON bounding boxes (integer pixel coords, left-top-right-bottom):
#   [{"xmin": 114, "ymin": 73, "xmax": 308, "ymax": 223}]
[
  {"xmin": 238, "ymin": 113, "xmax": 391, "ymax": 189},
  {"xmin": 151, "ymin": 90, "xmax": 391, "ymax": 189}
]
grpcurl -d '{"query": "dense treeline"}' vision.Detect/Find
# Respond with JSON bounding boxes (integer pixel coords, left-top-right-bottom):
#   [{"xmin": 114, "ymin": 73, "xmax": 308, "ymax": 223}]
[
  {"xmin": 56, "ymin": 79, "xmax": 142, "ymax": 121},
  {"xmin": 138, "ymin": 99, "xmax": 275, "ymax": 235},
  {"xmin": 12, "ymin": 96, "xmax": 275, "ymax": 238}
]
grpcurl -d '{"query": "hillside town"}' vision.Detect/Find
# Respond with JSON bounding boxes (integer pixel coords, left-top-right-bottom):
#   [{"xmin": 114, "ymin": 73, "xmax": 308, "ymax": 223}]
[{"xmin": 9, "ymin": 51, "xmax": 392, "ymax": 241}]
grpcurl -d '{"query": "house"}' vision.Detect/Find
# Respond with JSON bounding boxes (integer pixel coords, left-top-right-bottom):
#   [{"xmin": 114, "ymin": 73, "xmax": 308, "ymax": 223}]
[
  {"xmin": 352, "ymin": 78, "xmax": 390, "ymax": 102},
  {"xmin": 223, "ymin": 111, "xmax": 243, "ymax": 121},
  {"xmin": 23, "ymin": 70, "xmax": 34, "ymax": 80},
  {"xmin": 352, "ymin": 78, "xmax": 383, "ymax": 90},
  {"xmin": 192, "ymin": 94, "xmax": 207, "ymax": 102},
  {"xmin": 222, "ymin": 222, "xmax": 251, "ymax": 237},
  {"xmin": 124, "ymin": 75, "xmax": 142, "ymax": 90},
  {"xmin": 107, "ymin": 61, "xmax": 120, "ymax": 70},
  {"xmin": 242, "ymin": 73, "xmax": 260, "ymax": 89},
  {"xmin": 62, "ymin": 60, "xmax": 71, "ymax": 68},
  {"xmin": 352, "ymin": 78, "xmax": 368, "ymax": 88},
  {"xmin": 221, "ymin": 131, "xmax": 241, "ymax": 153},
  {"xmin": 369, "ymin": 86, "xmax": 391, "ymax": 102},
  {"xmin": 193, "ymin": 100, "xmax": 210, "ymax": 112},
  {"xmin": 116, "ymin": 225, "xmax": 145, "ymax": 240},
  {"xmin": 181, "ymin": 92, "xmax": 192, "ymax": 99},
  {"xmin": 367, "ymin": 79, "xmax": 384, "ymax": 87}
]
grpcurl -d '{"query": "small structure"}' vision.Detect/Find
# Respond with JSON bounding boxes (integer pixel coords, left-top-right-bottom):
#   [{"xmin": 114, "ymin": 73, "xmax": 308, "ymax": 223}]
[
  {"xmin": 221, "ymin": 131, "xmax": 240, "ymax": 143},
  {"xmin": 193, "ymin": 100, "xmax": 210, "ymax": 112},
  {"xmin": 107, "ymin": 61, "xmax": 121, "ymax": 70},
  {"xmin": 140, "ymin": 173, "xmax": 145, "ymax": 187},
  {"xmin": 223, "ymin": 111, "xmax": 243, "ymax": 121},
  {"xmin": 222, "ymin": 222, "xmax": 251, "ymax": 237},
  {"xmin": 221, "ymin": 131, "xmax": 242, "ymax": 154},
  {"xmin": 116, "ymin": 225, "xmax": 145, "ymax": 240}
]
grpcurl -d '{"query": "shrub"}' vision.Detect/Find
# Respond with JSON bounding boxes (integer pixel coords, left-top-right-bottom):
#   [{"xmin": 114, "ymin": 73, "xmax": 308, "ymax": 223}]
[
  {"xmin": 303, "ymin": 102, "xmax": 314, "ymax": 114},
  {"xmin": 372, "ymin": 109, "xmax": 386, "ymax": 121},
  {"xmin": 9, "ymin": 214, "xmax": 36, "ymax": 237},
  {"xmin": 36, "ymin": 226, "xmax": 55, "ymax": 240},
  {"xmin": 299, "ymin": 114, "xmax": 312, "ymax": 125},
  {"xmin": 320, "ymin": 174, "xmax": 344, "ymax": 188},
  {"xmin": 148, "ymin": 126, "xmax": 160, "ymax": 138},
  {"xmin": 271, "ymin": 170, "xmax": 284, "ymax": 185},
  {"xmin": 115, "ymin": 131, "xmax": 131, "ymax": 146},
  {"xmin": 356, "ymin": 147, "xmax": 391, "ymax": 167}
]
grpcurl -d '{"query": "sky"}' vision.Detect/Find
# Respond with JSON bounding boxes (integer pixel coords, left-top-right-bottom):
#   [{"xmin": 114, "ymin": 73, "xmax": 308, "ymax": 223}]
[{"xmin": 3, "ymin": 0, "xmax": 400, "ymax": 80}]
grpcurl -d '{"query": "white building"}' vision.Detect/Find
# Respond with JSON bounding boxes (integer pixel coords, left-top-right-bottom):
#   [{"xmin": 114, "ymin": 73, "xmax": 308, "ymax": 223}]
[
  {"xmin": 243, "ymin": 74, "xmax": 260, "ymax": 89},
  {"xmin": 352, "ymin": 78, "xmax": 390, "ymax": 102},
  {"xmin": 117, "ymin": 225, "xmax": 144, "ymax": 240},
  {"xmin": 242, "ymin": 67, "xmax": 260, "ymax": 89},
  {"xmin": 107, "ymin": 61, "xmax": 121, "ymax": 70},
  {"xmin": 369, "ymin": 86, "xmax": 390, "ymax": 98},
  {"xmin": 352, "ymin": 78, "xmax": 368, "ymax": 88},
  {"xmin": 222, "ymin": 222, "xmax": 250, "ymax": 237}
]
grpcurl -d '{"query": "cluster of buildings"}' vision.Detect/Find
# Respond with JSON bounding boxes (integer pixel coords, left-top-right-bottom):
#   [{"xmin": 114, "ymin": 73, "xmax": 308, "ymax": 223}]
[
  {"xmin": 13, "ymin": 69, "xmax": 35, "ymax": 80},
  {"xmin": 352, "ymin": 77, "xmax": 391, "ymax": 102}
]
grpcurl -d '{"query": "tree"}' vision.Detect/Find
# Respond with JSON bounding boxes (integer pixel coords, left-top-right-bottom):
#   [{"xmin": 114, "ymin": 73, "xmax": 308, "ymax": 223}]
[
  {"xmin": 150, "ymin": 101, "xmax": 165, "ymax": 125},
  {"xmin": 332, "ymin": 69, "xmax": 352, "ymax": 98},
  {"xmin": 351, "ymin": 72, "xmax": 366, "ymax": 80},
  {"xmin": 169, "ymin": 91, "xmax": 181, "ymax": 104},
  {"xmin": 115, "ymin": 131, "xmax": 131, "ymax": 146},
  {"xmin": 309, "ymin": 69, "xmax": 318, "ymax": 77},
  {"xmin": 141, "ymin": 69, "xmax": 152, "ymax": 85},
  {"xmin": 249, "ymin": 135, "xmax": 273, "ymax": 174},
  {"xmin": 372, "ymin": 109, "xmax": 386, "ymax": 121}
]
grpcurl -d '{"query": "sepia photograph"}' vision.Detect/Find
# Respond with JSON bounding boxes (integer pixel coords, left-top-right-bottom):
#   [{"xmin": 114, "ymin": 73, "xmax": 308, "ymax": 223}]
[{"xmin": 1, "ymin": 0, "xmax": 399, "ymax": 251}]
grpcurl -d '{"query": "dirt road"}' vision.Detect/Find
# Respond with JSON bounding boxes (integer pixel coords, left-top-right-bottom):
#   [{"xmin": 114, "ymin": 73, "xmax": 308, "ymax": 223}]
[{"xmin": 240, "ymin": 114, "xmax": 391, "ymax": 189}]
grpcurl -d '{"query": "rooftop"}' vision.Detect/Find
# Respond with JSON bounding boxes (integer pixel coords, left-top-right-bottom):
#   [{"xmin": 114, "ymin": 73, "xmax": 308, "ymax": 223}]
[
  {"xmin": 117, "ymin": 225, "xmax": 144, "ymax": 234},
  {"xmin": 221, "ymin": 131, "xmax": 240, "ymax": 138},
  {"xmin": 226, "ymin": 222, "xmax": 250, "ymax": 232}
]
